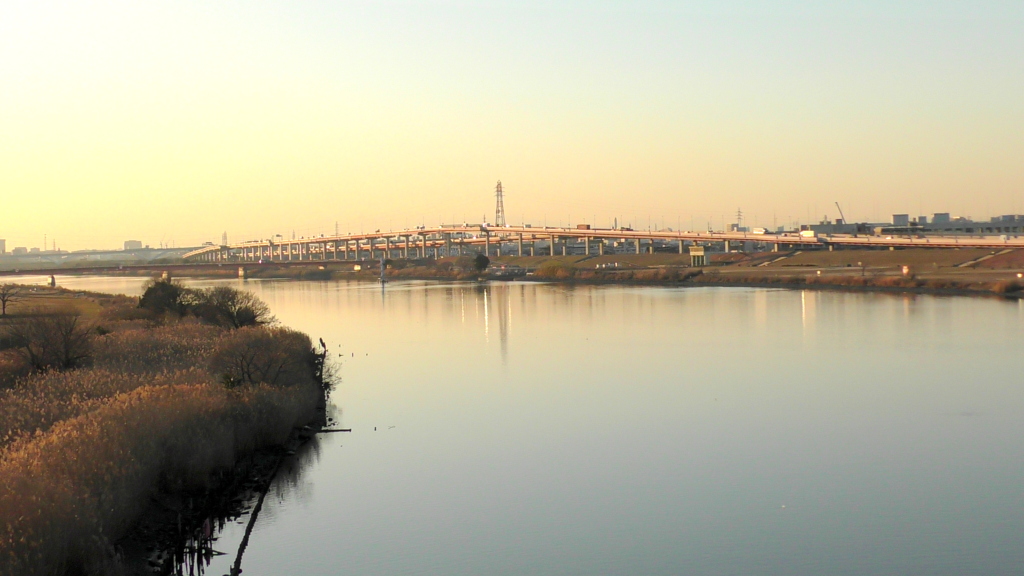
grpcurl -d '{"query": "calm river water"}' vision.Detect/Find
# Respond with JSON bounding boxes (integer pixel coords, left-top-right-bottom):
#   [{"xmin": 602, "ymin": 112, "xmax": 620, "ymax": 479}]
[{"xmin": 23, "ymin": 276, "xmax": 1024, "ymax": 575}]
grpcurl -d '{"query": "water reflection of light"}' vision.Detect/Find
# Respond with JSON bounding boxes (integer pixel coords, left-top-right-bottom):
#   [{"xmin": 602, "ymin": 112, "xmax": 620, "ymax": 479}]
[
  {"xmin": 801, "ymin": 290, "xmax": 816, "ymax": 338},
  {"xmin": 483, "ymin": 287, "xmax": 490, "ymax": 343},
  {"xmin": 497, "ymin": 286, "xmax": 510, "ymax": 366}
]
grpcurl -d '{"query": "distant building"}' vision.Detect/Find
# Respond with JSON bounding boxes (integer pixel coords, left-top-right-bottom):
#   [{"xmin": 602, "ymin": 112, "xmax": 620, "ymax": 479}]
[
  {"xmin": 0, "ymin": 239, "xmax": 5, "ymax": 254},
  {"xmin": 807, "ymin": 220, "xmax": 872, "ymax": 235},
  {"xmin": 875, "ymin": 214, "xmax": 1023, "ymax": 236},
  {"xmin": 892, "ymin": 214, "xmax": 910, "ymax": 226},
  {"xmin": 12, "ymin": 247, "xmax": 27, "ymax": 255},
  {"xmin": 916, "ymin": 216, "xmax": 928, "ymax": 225},
  {"xmin": 124, "ymin": 240, "xmax": 143, "ymax": 250},
  {"xmin": 29, "ymin": 247, "xmax": 40, "ymax": 253}
]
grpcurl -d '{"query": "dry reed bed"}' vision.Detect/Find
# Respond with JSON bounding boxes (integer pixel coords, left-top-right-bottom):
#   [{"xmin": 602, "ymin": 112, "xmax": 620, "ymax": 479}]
[
  {"xmin": 0, "ymin": 293, "xmax": 323, "ymax": 575},
  {"xmin": 1, "ymin": 381, "xmax": 316, "ymax": 575},
  {"xmin": 1, "ymin": 323, "xmax": 223, "ymax": 450}
]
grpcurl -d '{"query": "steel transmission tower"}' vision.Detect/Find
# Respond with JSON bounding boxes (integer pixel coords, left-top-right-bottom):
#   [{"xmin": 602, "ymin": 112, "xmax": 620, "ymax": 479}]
[{"xmin": 494, "ymin": 181, "xmax": 506, "ymax": 227}]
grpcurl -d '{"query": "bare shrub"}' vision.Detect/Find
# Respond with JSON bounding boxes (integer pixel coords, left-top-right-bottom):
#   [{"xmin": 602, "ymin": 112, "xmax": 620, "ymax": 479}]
[
  {"xmin": 188, "ymin": 286, "xmax": 276, "ymax": 329},
  {"xmin": 4, "ymin": 309, "xmax": 94, "ymax": 372},
  {"xmin": 208, "ymin": 327, "xmax": 315, "ymax": 388}
]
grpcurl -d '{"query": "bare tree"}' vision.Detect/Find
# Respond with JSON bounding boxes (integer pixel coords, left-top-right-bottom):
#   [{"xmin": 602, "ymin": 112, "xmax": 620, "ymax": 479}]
[
  {"xmin": 4, "ymin": 309, "xmax": 94, "ymax": 371},
  {"xmin": 0, "ymin": 284, "xmax": 22, "ymax": 316},
  {"xmin": 189, "ymin": 286, "xmax": 275, "ymax": 329}
]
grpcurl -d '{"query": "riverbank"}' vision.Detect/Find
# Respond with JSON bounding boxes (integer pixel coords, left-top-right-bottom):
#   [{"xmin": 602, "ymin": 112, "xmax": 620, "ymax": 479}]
[
  {"xmin": 8, "ymin": 248, "xmax": 1024, "ymax": 299},
  {"xmin": 0, "ymin": 284, "xmax": 330, "ymax": 575}
]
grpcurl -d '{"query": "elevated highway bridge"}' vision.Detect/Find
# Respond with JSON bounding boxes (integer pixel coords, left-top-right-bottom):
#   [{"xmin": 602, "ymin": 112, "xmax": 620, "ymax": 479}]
[{"xmin": 182, "ymin": 225, "xmax": 1024, "ymax": 264}]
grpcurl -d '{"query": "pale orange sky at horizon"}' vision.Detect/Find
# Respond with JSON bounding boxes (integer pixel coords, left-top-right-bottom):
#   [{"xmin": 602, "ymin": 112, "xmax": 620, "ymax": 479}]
[{"xmin": 2, "ymin": 1, "xmax": 1022, "ymax": 251}]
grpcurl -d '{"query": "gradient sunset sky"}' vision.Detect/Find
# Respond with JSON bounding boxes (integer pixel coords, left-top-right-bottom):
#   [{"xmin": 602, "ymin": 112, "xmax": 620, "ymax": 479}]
[{"xmin": 2, "ymin": 1, "xmax": 1022, "ymax": 250}]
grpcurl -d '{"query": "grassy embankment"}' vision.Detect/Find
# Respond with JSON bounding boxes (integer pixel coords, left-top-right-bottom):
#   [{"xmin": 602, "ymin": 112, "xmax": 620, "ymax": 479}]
[
  {"xmin": 512, "ymin": 249, "xmax": 1024, "ymax": 295},
  {"xmin": 0, "ymin": 283, "xmax": 329, "ymax": 576}
]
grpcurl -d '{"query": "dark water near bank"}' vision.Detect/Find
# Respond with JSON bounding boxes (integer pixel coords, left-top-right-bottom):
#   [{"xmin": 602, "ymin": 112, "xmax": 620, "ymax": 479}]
[{"xmin": 20, "ymin": 276, "xmax": 1024, "ymax": 575}]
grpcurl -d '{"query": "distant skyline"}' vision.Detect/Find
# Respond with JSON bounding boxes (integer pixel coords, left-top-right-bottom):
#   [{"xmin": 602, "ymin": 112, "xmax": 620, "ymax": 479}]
[{"xmin": 2, "ymin": 1, "xmax": 1023, "ymax": 251}]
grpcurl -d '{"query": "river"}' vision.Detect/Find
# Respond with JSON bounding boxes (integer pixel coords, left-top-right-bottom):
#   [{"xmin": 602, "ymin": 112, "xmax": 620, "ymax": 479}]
[{"xmin": 17, "ymin": 276, "xmax": 1024, "ymax": 575}]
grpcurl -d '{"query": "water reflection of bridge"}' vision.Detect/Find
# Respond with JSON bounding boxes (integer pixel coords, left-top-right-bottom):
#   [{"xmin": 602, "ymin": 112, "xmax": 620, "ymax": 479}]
[{"xmin": 183, "ymin": 224, "xmax": 1024, "ymax": 263}]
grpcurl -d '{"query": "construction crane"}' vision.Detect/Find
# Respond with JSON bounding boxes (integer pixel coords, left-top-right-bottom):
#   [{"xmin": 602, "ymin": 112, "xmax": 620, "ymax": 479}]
[{"xmin": 834, "ymin": 202, "xmax": 847, "ymax": 224}]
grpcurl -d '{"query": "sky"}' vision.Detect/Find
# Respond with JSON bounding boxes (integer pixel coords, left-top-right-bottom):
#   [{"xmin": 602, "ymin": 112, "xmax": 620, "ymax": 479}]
[{"xmin": 2, "ymin": 1, "xmax": 1023, "ymax": 250}]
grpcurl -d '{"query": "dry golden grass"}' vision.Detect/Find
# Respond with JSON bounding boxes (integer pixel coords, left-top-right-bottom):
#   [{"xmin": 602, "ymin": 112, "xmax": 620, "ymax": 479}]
[
  {"xmin": 0, "ymin": 381, "xmax": 316, "ymax": 575},
  {"xmin": 0, "ymin": 287, "xmax": 323, "ymax": 575}
]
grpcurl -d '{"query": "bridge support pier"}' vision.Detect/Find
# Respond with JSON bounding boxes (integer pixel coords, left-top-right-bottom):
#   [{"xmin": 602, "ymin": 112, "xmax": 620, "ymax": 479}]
[
  {"xmin": 584, "ymin": 237, "xmax": 590, "ymax": 256},
  {"xmin": 485, "ymin": 234, "xmax": 491, "ymax": 257},
  {"xmin": 724, "ymin": 240, "xmax": 731, "ymax": 252},
  {"xmin": 599, "ymin": 241, "xmax": 605, "ymax": 256},
  {"xmin": 635, "ymin": 239, "xmax": 641, "ymax": 254},
  {"xmin": 518, "ymin": 234, "xmax": 523, "ymax": 256}
]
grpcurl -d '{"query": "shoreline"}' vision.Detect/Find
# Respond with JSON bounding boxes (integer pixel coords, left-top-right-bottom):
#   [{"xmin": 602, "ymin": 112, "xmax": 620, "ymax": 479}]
[
  {"xmin": 11, "ymin": 266, "xmax": 1022, "ymax": 300},
  {"xmin": 2, "ymin": 247, "xmax": 1018, "ymax": 300}
]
